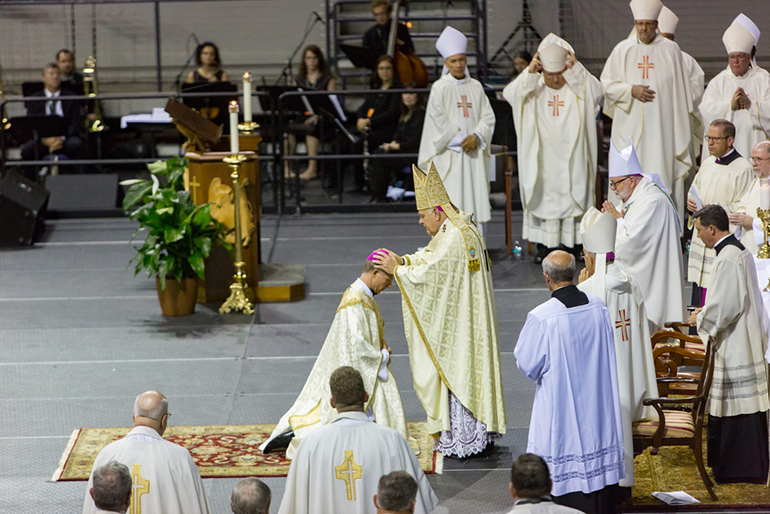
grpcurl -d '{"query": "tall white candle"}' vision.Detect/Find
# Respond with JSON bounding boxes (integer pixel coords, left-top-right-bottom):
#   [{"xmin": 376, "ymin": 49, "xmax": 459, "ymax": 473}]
[
  {"xmin": 229, "ymin": 101, "xmax": 239, "ymax": 155},
  {"xmin": 761, "ymin": 182, "xmax": 770, "ymax": 210},
  {"xmin": 243, "ymin": 72, "xmax": 252, "ymax": 123}
]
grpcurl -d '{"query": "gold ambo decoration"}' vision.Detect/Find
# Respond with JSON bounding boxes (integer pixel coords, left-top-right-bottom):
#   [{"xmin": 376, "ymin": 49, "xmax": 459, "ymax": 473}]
[
  {"xmin": 219, "ymin": 153, "xmax": 254, "ymax": 314},
  {"xmin": 757, "ymin": 207, "xmax": 770, "ymax": 260}
]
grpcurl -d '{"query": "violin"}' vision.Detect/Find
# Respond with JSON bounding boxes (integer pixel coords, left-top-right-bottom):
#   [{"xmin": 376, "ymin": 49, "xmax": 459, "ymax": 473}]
[{"xmin": 386, "ymin": 0, "xmax": 428, "ymax": 87}]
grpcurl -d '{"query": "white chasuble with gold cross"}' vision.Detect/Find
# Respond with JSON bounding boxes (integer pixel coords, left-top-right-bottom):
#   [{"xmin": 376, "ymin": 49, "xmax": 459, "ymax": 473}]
[
  {"xmin": 601, "ymin": 34, "xmax": 693, "ymax": 224},
  {"xmin": 83, "ymin": 426, "xmax": 210, "ymax": 514},
  {"xmin": 418, "ymin": 73, "xmax": 496, "ymax": 223},
  {"xmin": 395, "ymin": 211, "xmax": 507, "ymax": 436},
  {"xmin": 505, "ymin": 62, "xmax": 604, "ymax": 248},
  {"xmin": 278, "ymin": 412, "xmax": 437, "ymax": 514},
  {"xmin": 259, "ymin": 281, "xmax": 409, "ymax": 459},
  {"xmin": 578, "ymin": 264, "xmax": 658, "ymax": 487}
]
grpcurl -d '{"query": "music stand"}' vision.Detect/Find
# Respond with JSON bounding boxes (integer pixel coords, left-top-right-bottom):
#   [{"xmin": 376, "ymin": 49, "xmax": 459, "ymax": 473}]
[
  {"xmin": 21, "ymin": 82, "xmax": 44, "ymax": 110},
  {"xmin": 180, "ymin": 82, "xmax": 237, "ymax": 132},
  {"xmin": 340, "ymin": 44, "xmax": 375, "ymax": 70},
  {"xmin": 9, "ymin": 115, "xmax": 67, "ymax": 163}
]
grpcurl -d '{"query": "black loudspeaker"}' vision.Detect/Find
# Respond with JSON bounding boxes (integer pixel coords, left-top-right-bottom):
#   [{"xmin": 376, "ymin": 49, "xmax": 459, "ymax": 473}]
[
  {"xmin": 0, "ymin": 170, "xmax": 50, "ymax": 245},
  {"xmin": 46, "ymin": 173, "xmax": 119, "ymax": 212}
]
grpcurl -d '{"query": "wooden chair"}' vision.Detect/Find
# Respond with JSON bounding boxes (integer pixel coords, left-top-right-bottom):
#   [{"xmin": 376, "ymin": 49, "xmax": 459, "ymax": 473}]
[{"xmin": 632, "ymin": 339, "xmax": 718, "ymax": 501}]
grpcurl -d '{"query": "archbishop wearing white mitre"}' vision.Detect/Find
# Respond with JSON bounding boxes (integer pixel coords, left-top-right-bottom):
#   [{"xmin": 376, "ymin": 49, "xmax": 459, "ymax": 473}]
[
  {"xmin": 504, "ymin": 33, "xmax": 603, "ymax": 255},
  {"xmin": 418, "ymin": 26, "xmax": 496, "ymax": 231},
  {"xmin": 700, "ymin": 19, "xmax": 770, "ymax": 162},
  {"xmin": 688, "ymin": 204, "xmax": 769, "ymax": 484},
  {"xmin": 373, "ymin": 161, "xmax": 506, "ymax": 458},
  {"xmin": 601, "ymin": 0, "xmax": 693, "ymax": 224},
  {"xmin": 602, "ymin": 139, "xmax": 686, "ymax": 330},
  {"xmin": 577, "ymin": 207, "xmax": 658, "ymax": 488},
  {"xmin": 260, "ymin": 257, "xmax": 409, "ymax": 458}
]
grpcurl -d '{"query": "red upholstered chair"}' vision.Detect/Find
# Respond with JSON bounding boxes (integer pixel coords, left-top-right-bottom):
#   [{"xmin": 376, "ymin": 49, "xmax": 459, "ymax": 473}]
[{"xmin": 632, "ymin": 339, "xmax": 718, "ymax": 501}]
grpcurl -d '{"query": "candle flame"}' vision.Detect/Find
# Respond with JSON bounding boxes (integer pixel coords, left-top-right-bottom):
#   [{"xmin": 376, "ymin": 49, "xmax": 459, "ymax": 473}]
[
  {"xmin": 243, "ymin": 71, "xmax": 251, "ymax": 82},
  {"xmin": 229, "ymin": 100, "xmax": 239, "ymax": 113}
]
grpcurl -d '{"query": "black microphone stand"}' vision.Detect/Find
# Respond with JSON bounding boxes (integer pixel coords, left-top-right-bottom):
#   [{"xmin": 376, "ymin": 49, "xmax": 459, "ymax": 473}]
[
  {"xmin": 173, "ymin": 35, "xmax": 200, "ymax": 94},
  {"xmin": 275, "ymin": 12, "xmax": 324, "ymax": 86}
]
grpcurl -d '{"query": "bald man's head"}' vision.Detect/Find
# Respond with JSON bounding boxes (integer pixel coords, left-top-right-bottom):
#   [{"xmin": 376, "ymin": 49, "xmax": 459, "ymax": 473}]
[
  {"xmin": 751, "ymin": 141, "xmax": 770, "ymax": 179},
  {"xmin": 133, "ymin": 391, "xmax": 169, "ymax": 434},
  {"xmin": 542, "ymin": 250, "xmax": 576, "ymax": 290}
]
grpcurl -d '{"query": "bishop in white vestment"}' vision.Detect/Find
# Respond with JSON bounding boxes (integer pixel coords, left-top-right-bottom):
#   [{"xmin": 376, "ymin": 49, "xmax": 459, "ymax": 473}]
[
  {"xmin": 418, "ymin": 26, "xmax": 496, "ymax": 225},
  {"xmin": 601, "ymin": 0, "xmax": 693, "ymax": 223},
  {"xmin": 689, "ymin": 205, "xmax": 770, "ymax": 483},
  {"xmin": 260, "ymin": 259, "xmax": 409, "ymax": 458},
  {"xmin": 577, "ymin": 208, "xmax": 658, "ymax": 488},
  {"xmin": 277, "ymin": 367, "xmax": 437, "ymax": 514},
  {"xmin": 699, "ymin": 22, "xmax": 770, "ymax": 161},
  {"xmin": 373, "ymin": 161, "xmax": 507, "ymax": 458},
  {"xmin": 516, "ymin": 250, "xmax": 624, "ymax": 514},
  {"xmin": 730, "ymin": 140, "xmax": 770, "ymax": 254},
  {"xmin": 504, "ymin": 34, "xmax": 604, "ymax": 253}
]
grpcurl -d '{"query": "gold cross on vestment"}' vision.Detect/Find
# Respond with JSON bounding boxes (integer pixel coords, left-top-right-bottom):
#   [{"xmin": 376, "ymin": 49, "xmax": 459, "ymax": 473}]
[
  {"xmin": 130, "ymin": 464, "xmax": 150, "ymax": 514},
  {"xmin": 189, "ymin": 176, "xmax": 201, "ymax": 204},
  {"xmin": 615, "ymin": 309, "xmax": 631, "ymax": 342},
  {"xmin": 637, "ymin": 55, "xmax": 654, "ymax": 80},
  {"xmin": 548, "ymin": 95, "xmax": 565, "ymax": 116},
  {"xmin": 457, "ymin": 95, "xmax": 472, "ymax": 118},
  {"xmin": 335, "ymin": 449, "xmax": 363, "ymax": 500}
]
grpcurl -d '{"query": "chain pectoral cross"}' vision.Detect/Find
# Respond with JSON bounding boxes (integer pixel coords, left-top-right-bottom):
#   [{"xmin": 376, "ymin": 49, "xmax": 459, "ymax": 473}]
[
  {"xmin": 130, "ymin": 464, "xmax": 150, "ymax": 514},
  {"xmin": 457, "ymin": 95, "xmax": 472, "ymax": 118},
  {"xmin": 637, "ymin": 55, "xmax": 654, "ymax": 80},
  {"xmin": 615, "ymin": 309, "xmax": 631, "ymax": 342},
  {"xmin": 548, "ymin": 95, "xmax": 564, "ymax": 116},
  {"xmin": 335, "ymin": 450, "xmax": 363, "ymax": 500}
]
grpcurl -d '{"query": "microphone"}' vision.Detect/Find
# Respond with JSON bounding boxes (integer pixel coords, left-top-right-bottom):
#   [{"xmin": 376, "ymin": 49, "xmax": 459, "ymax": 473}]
[
  {"xmin": 191, "ymin": 33, "xmax": 200, "ymax": 46},
  {"xmin": 312, "ymin": 11, "xmax": 324, "ymax": 23}
]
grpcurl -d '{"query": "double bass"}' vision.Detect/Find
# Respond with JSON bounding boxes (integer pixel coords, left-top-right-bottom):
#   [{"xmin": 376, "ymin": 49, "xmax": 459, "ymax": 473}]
[{"xmin": 386, "ymin": 0, "xmax": 428, "ymax": 87}]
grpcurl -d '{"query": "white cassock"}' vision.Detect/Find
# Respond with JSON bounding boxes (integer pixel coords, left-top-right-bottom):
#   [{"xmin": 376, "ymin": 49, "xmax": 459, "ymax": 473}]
[
  {"xmin": 418, "ymin": 73, "xmax": 496, "ymax": 223},
  {"xmin": 82, "ymin": 426, "xmax": 209, "ymax": 514},
  {"xmin": 699, "ymin": 67, "xmax": 770, "ymax": 160},
  {"xmin": 601, "ymin": 34, "xmax": 694, "ymax": 223},
  {"xmin": 278, "ymin": 411, "xmax": 438, "ymax": 514},
  {"xmin": 687, "ymin": 152, "xmax": 753, "ymax": 287},
  {"xmin": 578, "ymin": 264, "xmax": 658, "ymax": 487},
  {"xmin": 734, "ymin": 177, "xmax": 766, "ymax": 255},
  {"xmin": 614, "ymin": 177, "xmax": 686, "ymax": 328},
  {"xmin": 515, "ymin": 293, "xmax": 625, "ymax": 496},
  {"xmin": 260, "ymin": 279, "xmax": 409, "ymax": 458},
  {"xmin": 504, "ymin": 62, "xmax": 604, "ymax": 248}
]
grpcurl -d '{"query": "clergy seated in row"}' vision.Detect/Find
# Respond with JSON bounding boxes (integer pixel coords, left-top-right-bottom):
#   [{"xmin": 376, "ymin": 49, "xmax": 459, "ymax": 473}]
[
  {"xmin": 601, "ymin": 0, "xmax": 693, "ymax": 225},
  {"xmin": 373, "ymin": 161, "xmax": 507, "ymax": 458},
  {"xmin": 418, "ymin": 26, "xmax": 496, "ymax": 237},
  {"xmin": 577, "ymin": 208, "xmax": 658, "ymax": 491},
  {"xmin": 688, "ymin": 205, "xmax": 770, "ymax": 484},
  {"xmin": 88, "ymin": 461, "xmax": 132, "ymax": 514},
  {"xmin": 602, "ymin": 138, "xmax": 686, "ymax": 331},
  {"xmin": 730, "ymin": 140, "xmax": 770, "ymax": 254},
  {"xmin": 260, "ymin": 256, "xmax": 410, "ymax": 457},
  {"xmin": 374, "ymin": 471, "xmax": 421, "ymax": 514},
  {"xmin": 83, "ymin": 391, "xmax": 210, "ymax": 514},
  {"xmin": 230, "ymin": 478, "xmax": 271, "ymax": 514},
  {"xmin": 505, "ymin": 33, "xmax": 604, "ymax": 263},
  {"xmin": 687, "ymin": 119, "xmax": 753, "ymax": 303},
  {"xmin": 278, "ymin": 366, "xmax": 438, "ymax": 514},
  {"xmin": 700, "ymin": 18, "xmax": 770, "ymax": 161},
  {"xmin": 515, "ymin": 251, "xmax": 625, "ymax": 514},
  {"xmin": 506, "ymin": 454, "xmax": 585, "ymax": 514}
]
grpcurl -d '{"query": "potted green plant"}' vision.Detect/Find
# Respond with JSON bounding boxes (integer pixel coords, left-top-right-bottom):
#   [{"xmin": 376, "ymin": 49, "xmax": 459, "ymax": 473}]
[{"xmin": 122, "ymin": 156, "xmax": 230, "ymax": 315}]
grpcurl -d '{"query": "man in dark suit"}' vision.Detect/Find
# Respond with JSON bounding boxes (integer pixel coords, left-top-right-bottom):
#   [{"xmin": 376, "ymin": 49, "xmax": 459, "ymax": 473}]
[
  {"xmin": 57, "ymin": 49, "xmax": 84, "ymax": 93},
  {"xmin": 21, "ymin": 63, "xmax": 85, "ymax": 178},
  {"xmin": 363, "ymin": 0, "xmax": 414, "ymax": 66}
]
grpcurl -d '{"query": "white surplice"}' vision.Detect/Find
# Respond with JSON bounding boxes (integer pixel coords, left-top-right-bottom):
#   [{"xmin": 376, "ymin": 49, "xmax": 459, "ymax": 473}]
[
  {"xmin": 614, "ymin": 177, "xmax": 686, "ymax": 328},
  {"xmin": 277, "ymin": 411, "xmax": 438, "ymax": 514},
  {"xmin": 578, "ymin": 264, "xmax": 658, "ymax": 487},
  {"xmin": 82, "ymin": 426, "xmax": 209, "ymax": 514},
  {"xmin": 601, "ymin": 34, "xmax": 694, "ymax": 223},
  {"xmin": 418, "ymin": 73, "xmax": 496, "ymax": 223},
  {"xmin": 504, "ymin": 62, "xmax": 604, "ymax": 248},
  {"xmin": 515, "ymin": 294, "xmax": 625, "ymax": 496},
  {"xmin": 699, "ymin": 67, "xmax": 770, "ymax": 160},
  {"xmin": 687, "ymin": 154, "xmax": 753, "ymax": 287},
  {"xmin": 734, "ymin": 177, "xmax": 766, "ymax": 255}
]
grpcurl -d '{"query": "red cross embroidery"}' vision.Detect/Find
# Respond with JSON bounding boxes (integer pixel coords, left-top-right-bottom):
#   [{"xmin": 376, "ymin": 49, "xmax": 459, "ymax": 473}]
[
  {"xmin": 637, "ymin": 56, "xmax": 654, "ymax": 80},
  {"xmin": 548, "ymin": 95, "xmax": 564, "ymax": 116},
  {"xmin": 457, "ymin": 95, "xmax": 472, "ymax": 118},
  {"xmin": 615, "ymin": 309, "xmax": 631, "ymax": 342}
]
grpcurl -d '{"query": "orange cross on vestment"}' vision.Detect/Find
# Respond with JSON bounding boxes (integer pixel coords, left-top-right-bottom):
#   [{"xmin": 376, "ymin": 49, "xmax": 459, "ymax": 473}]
[
  {"xmin": 615, "ymin": 309, "xmax": 631, "ymax": 342},
  {"xmin": 548, "ymin": 95, "xmax": 565, "ymax": 116},
  {"xmin": 637, "ymin": 55, "xmax": 654, "ymax": 80},
  {"xmin": 457, "ymin": 95, "xmax": 472, "ymax": 118}
]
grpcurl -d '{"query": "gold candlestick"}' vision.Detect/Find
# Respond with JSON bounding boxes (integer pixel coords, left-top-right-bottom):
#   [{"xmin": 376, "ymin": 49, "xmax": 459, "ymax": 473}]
[
  {"xmin": 757, "ymin": 207, "xmax": 770, "ymax": 259},
  {"xmin": 238, "ymin": 121, "xmax": 260, "ymax": 135},
  {"xmin": 219, "ymin": 153, "xmax": 254, "ymax": 315}
]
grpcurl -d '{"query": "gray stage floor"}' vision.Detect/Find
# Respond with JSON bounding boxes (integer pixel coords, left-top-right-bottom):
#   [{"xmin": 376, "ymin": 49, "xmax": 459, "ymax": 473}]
[{"xmin": 0, "ymin": 211, "xmax": 626, "ymax": 513}]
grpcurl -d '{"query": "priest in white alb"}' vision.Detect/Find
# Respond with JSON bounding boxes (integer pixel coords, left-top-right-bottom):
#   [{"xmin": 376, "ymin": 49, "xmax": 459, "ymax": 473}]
[
  {"xmin": 602, "ymin": 139, "xmax": 686, "ymax": 330},
  {"xmin": 418, "ymin": 26, "xmax": 496, "ymax": 234},
  {"xmin": 373, "ymin": 161, "xmax": 507, "ymax": 457},
  {"xmin": 729, "ymin": 140, "xmax": 770, "ymax": 254},
  {"xmin": 601, "ymin": 0, "xmax": 693, "ymax": 223},
  {"xmin": 687, "ymin": 119, "xmax": 753, "ymax": 300},
  {"xmin": 688, "ymin": 204, "xmax": 770, "ymax": 484},
  {"xmin": 278, "ymin": 366, "xmax": 437, "ymax": 514},
  {"xmin": 504, "ymin": 33, "xmax": 604, "ymax": 262},
  {"xmin": 577, "ymin": 207, "xmax": 658, "ymax": 490},
  {"xmin": 260, "ymin": 256, "xmax": 410, "ymax": 458},
  {"xmin": 700, "ymin": 21, "xmax": 770, "ymax": 161},
  {"xmin": 516, "ymin": 250, "xmax": 625, "ymax": 514}
]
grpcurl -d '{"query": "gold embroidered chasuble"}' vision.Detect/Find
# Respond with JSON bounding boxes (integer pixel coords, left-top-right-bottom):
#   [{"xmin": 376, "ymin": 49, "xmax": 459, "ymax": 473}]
[
  {"xmin": 396, "ymin": 212, "xmax": 507, "ymax": 435},
  {"xmin": 259, "ymin": 282, "xmax": 409, "ymax": 458}
]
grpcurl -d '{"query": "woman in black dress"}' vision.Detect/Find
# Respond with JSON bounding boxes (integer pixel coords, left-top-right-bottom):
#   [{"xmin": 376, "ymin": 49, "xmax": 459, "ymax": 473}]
[{"xmin": 186, "ymin": 42, "xmax": 230, "ymax": 83}]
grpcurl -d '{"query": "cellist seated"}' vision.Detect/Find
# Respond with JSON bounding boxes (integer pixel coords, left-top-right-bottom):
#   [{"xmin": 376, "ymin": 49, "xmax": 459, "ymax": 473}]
[{"xmin": 363, "ymin": 0, "xmax": 414, "ymax": 64}]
